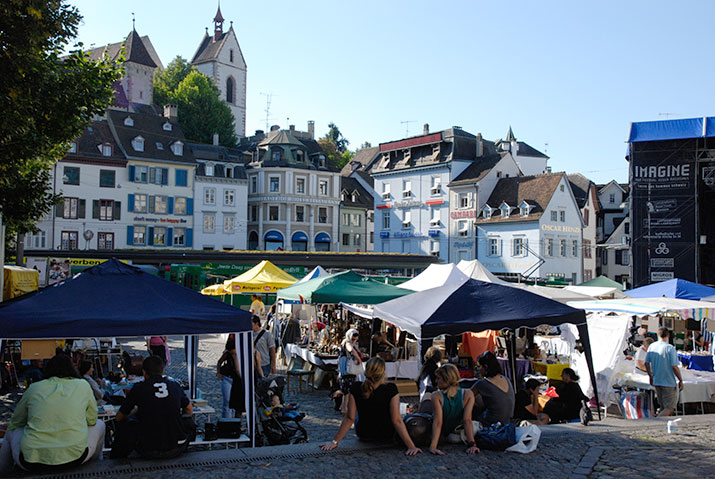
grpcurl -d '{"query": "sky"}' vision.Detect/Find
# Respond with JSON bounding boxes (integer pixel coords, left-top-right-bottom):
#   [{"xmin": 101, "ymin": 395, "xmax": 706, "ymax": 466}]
[{"xmin": 67, "ymin": 0, "xmax": 715, "ymax": 184}]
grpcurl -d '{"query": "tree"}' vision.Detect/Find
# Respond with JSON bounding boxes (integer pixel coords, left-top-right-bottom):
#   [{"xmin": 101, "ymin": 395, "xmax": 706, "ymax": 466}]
[
  {"xmin": 171, "ymin": 71, "xmax": 238, "ymax": 147},
  {"xmin": 153, "ymin": 56, "xmax": 195, "ymax": 109},
  {"xmin": 318, "ymin": 122, "xmax": 351, "ymax": 169},
  {"xmin": 0, "ymin": 1, "xmax": 122, "ymax": 249},
  {"xmin": 359, "ymin": 141, "xmax": 372, "ymax": 150}
]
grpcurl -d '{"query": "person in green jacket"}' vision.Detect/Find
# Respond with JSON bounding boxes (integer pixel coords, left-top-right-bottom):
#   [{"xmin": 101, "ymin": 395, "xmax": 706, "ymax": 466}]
[{"xmin": 0, "ymin": 354, "xmax": 105, "ymax": 473}]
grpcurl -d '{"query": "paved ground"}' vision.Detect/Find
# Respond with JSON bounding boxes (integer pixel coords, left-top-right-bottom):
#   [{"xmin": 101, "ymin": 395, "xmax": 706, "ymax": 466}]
[{"xmin": 2, "ymin": 336, "xmax": 715, "ymax": 478}]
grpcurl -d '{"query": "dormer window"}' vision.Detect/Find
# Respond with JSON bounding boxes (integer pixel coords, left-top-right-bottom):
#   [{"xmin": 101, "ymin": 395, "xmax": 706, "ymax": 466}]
[
  {"xmin": 482, "ymin": 205, "xmax": 493, "ymax": 219},
  {"xmin": 156, "ymin": 142, "xmax": 164, "ymax": 150},
  {"xmin": 68, "ymin": 142, "xmax": 77, "ymax": 153},
  {"xmin": 500, "ymin": 202, "xmax": 513, "ymax": 219},
  {"xmin": 102, "ymin": 143, "xmax": 112, "ymax": 156},
  {"xmin": 319, "ymin": 155, "xmax": 326, "ymax": 167},
  {"xmin": 132, "ymin": 136, "xmax": 145, "ymax": 152},
  {"xmin": 163, "ymin": 122, "xmax": 172, "ymax": 131},
  {"xmin": 519, "ymin": 201, "xmax": 532, "ymax": 217},
  {"xmin": 432, "ymin": 144, "xmax": 440, "ymax": 156},
  {"xmin": 272, "ymin": 150, "xmax": 281, "ymax": 162},
  {"xmin": 352, "ymin": 193, "xmax": 357, "ymax": 202},
  {"xmin": 380, "ymin": 153, "xmax": 390, "ymax": 169},
  {"xmin": 225, "ymin": 167, "xmax": 233, "ymax": 178},
  {"xmin": 124, "ymin": 116, "xmax": 134, "ymax": 127},
  {"xmin": 205, "ymin": 163, "xmax": 214, "ymax": 176},
  {"xmin": 402, "ymin": 149, "xmax": 411, "ymax": 161},
  {"xmin": 341, "ymin": 191, "xmax": 346, "ymax": 201},
  {"xmin": 171, "ymin": 141, "xmax": 183, "ymax": 156}
]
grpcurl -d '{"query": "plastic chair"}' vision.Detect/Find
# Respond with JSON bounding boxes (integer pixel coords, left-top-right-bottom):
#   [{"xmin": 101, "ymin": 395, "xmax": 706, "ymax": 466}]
[{"xmin": 286, "ymin": 358, "xmax": 314, "ymax": 393}]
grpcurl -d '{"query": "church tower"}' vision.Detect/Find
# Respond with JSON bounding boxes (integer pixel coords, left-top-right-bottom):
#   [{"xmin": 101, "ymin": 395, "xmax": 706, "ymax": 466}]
[{"xmin": 190, "ymin": 5, "xmax": 247, "ymax": 138}]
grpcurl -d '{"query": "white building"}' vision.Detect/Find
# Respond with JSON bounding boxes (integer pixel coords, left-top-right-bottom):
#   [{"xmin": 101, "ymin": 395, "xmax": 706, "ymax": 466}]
[
  {"xmin": 600, "ymin": 216, "xmax": 631, "ymax": 288},
  {"xmin": 495, "ymin": 127, "xmax": 550, "ymax": 176},
  {"xmin": 191, "ymin": 140, "xmax": 248, "ymax": 250},
  {"xmin": 597, "ymin": 180, "xmax": 629, "ymax": 238},
  {"xmin": 476, "ymin": 173, "xmax": 584, "ymax": 284},
  {"xmin": 191, "ymin": 6, "xmax": 247, "ymax": 139},
  {"xmin": 568, "ymin": 174, "xmax": 600, "ymax": 282}
]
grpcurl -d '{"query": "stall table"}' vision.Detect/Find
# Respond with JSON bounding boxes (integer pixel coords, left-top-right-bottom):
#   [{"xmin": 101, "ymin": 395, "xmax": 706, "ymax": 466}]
[
  {"xmin": 497, "ymin": 357, "xmax": 534, "ymax": 387},
  {"xmin": 678, "ymin": 353, "xmax": 714, "ymax": 372},
  {"xmin": 615, "ymin": 369, "xmax": 715, "ymax": 414},
  {"xmin": 533, "ymin": 361, "xmax": 570, "ymax": 382}
]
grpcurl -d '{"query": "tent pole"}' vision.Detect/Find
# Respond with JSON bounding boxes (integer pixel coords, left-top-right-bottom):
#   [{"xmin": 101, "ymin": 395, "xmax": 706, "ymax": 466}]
[
  {"xmin": 577, "ymin": 322, "xmax": 601, "ymax": 420},
  {"xmin": 506, "ymin": 330, "xmax": 518, "ymax": 388}
]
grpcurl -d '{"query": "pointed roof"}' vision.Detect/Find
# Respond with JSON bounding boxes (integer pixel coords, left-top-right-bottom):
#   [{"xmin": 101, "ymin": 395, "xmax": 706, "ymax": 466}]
[
  {"xmin": 258, "ymin": 130, "xmax": 304, "ymax": 147},
  {"xmin": 124, "ymin": 29, "xmax": 157, "ymax": 68},
  {"xmin": 214, "ymin": 5, "xmax": 225, "ymax": 23},
  {"xmin": 578, "ymin": 275, "xmax": 625, "ymax": 291},
  {"xmin": 568, "ymin": 173, "xmax": 595, "ymax": 208},
  {"xmin": 506, "ymin": 126, "xmax": 516, "ymax": 142},
  {"xmin": 477, "ymin": 173, "xmax": 564, "ymax": 223},
  {"xmin": 85, "ymin": 31, "xmax": 158, "ymax": 68},
  {"xmin": 223, "ymin": 260, "xmax": 298, "ymax": 294}
]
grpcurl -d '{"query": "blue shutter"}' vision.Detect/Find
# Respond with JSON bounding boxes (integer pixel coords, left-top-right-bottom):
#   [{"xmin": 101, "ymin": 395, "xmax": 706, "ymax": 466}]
[
  {"xmin": 149, "ymin": 196, "xmax": 155, "ymax": 213},
  {"xmin": 128, "ymin": 165, "xmax": 135, "ymax": 182},
  {"xmin": 186, "ymin": 198, "xmax": 193, "ymax": 215},
  {"xmin": 167, "ymin": 227, "xmax": 173, "ymax": 246},
  {"xmin": 147, "ymin": 227, "xmax": 154, "ymax": 246},
  {"xmin": 127, "ymin": 194, "xmax": 134, "ymax": 212},
  {"xmin": 162, "ymin": 168, "xmax": 169, "ymax": 185},
  {"xmin": 126, "ymin": 226, "xmax": 134, "ymax": 246},
  {"xmin": 167, "ymin": 197, "xmax": 174, "ymax": 214},
  {"xmin": 186, "ymin": 228, "xmax": 193, "ymax": 248},
  {"xmin": 176, "ymin": 169, "xmax": 187, "ymax": 187}
]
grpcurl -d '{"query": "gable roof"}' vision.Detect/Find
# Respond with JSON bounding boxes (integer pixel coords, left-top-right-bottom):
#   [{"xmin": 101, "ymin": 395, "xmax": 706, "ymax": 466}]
[
  {"xmin": 341, "ymin": 176, "xmax": 374, "ymax": 209},
  {"xmin": 86, "ymin": 30, "xmax": 157, "ymax": 68},
  {"xmin": 567, "ymin": 173, "xmax": 594, "ymax": 208},
  {"xmin": 65, "ymin": 120, "xmax": 125, "ymax": 164},
  {"xmin": 448, "ymin": 152, "xmax": 504, "ymax": 186},
  {"xmin": 477, "ymin": 173, "xmax": 564, "ymax": 223},
  {"xmin": 341, "ymin": 146, "xmax": 380, "ymax": 176}
]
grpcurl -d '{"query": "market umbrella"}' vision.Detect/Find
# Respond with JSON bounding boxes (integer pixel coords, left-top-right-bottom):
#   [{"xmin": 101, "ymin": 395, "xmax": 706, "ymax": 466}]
[
  {"xmin": 223, "ymin": 260, "xmax": 298, "ymax": 294},
  {"xmin": 578, "ymin": 275, "xmax": 625, "ymax": 291},
  {"xmin": 625, "ymin": 278, "xmax": 715, "ymax": 301}
]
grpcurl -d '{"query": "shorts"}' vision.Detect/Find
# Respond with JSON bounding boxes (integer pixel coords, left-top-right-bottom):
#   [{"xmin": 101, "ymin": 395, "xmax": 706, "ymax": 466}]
[{"xmin": 654, "ymin": 386, "xmax": 679, "ymax": 410}]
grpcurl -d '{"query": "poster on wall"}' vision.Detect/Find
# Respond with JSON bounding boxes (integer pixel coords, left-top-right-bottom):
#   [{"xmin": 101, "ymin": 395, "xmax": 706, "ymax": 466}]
[
  {"xmin": 48, "ymin": 258, "xmax": 71, "ymax": 285},
  {"xmin": 26, "ymin": 257, "xmax": 48, "ymax": 287},
  {"xmin": 630, "ymin": 144, "xmax": 696, "ymax": 287}
]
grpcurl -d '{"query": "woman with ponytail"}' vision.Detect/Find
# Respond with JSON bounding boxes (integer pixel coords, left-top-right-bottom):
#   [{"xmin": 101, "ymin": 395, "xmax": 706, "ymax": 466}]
[{"xmin": 320, "ymin": 358, "xmax": 421, "ymax": 456}]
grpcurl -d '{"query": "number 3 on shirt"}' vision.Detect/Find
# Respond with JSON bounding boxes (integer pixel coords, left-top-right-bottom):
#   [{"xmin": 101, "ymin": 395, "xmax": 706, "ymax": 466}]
[{"xmin": 153, "ymin": 382, "xmax": 169, "ymax": 398}]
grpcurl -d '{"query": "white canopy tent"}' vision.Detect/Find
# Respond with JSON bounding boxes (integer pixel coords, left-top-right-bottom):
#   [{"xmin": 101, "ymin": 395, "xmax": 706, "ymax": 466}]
[
  {"xmin": 567, "ymin": 297, "xmax": 715, "ymax": 320},
  {"xmin": 457, "ymin": 259, "xmax": 509, "ymax": 284},
  {"xmin": 564, "ymin": 285, "xmax": 628, "ymax": 299},
  {"xmin": 398, "ymin": 263, "xmax": 469, "ymax": 292},
  {"xmin": 511, "ymin": 283, "xmax": 592, "ymax": 303}
]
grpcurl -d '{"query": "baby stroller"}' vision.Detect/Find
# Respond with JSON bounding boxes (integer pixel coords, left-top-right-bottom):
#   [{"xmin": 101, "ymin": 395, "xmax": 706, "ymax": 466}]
[{"xmin": 255, "ymin": 376, "xmax": 308, "ymax": 445}]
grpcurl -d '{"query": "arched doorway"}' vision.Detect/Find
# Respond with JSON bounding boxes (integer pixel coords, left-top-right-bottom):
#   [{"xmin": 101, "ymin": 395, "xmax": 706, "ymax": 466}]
[
  {"xmin": 291, "ymin": 231, "xmax": 308, "ymax": 251},
  {"xmin": 248, "ymin": 231, "xmax": 259, "ymax": 250},
  {"xmin": 264, "ymin": 230, "xmax": 284, "ymax": 251},
  {"xmin": 314, "ymin": 232, "xmax": 331, "ymax": 252}
]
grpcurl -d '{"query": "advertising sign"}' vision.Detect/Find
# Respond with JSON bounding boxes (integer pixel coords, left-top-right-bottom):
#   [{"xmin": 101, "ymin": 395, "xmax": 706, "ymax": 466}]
[
  {"xmin": 26, "ymin": 257, "xmax": 48, "ymax": 287},
  {"xmin": 630, "ymin": 144, "xmax": 696, "ymax": 286}
]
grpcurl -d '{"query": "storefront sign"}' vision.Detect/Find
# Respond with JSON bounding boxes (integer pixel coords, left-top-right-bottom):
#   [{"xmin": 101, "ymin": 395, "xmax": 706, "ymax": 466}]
[
  {"xmin": 541, "ymin": 224, "xmax": 580, "ymax": 233},
  {"xmin": 428, "ymin": 230, "xmax": 440, "ymax": 237},
  {"xmin": 393, "ymin": 231, "xmax": 424, "ymax": 238},
  {"xmin": 379, "ymin": 232, "xmax": 390, "ymax": 238},
  {"xmin": 133, "ymin": 216, "xmax": 188, "ymax": 224},
  {"xmin": 425, "ymin": 199, "xmax": 444, "ymax": 206},
  {"xmin": 453, "ymin": 241, "xmax": 473, "ymax": 248},
  {"xmin": 376, "ymin": 204, "xmax": 392, "ymax": 209},
  {"xmin": 394, "ymin": 200, "xmax": 423, "ymax": 208},
  {"xmin": 651, "ymin": 271, "xmax": 674, "ymax": 281},
  {"xmin": 450, "ymin": 210, "xmax": 476, "ymax": 219}
]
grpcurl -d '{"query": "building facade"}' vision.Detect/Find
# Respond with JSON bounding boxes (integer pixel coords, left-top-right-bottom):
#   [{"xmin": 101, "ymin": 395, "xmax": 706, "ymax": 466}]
[
  {"xmin": 339, "ymin": 176, "xmax": 374, "ymax": 252},
  {"xmin": 568, "ymin": 174, "xmax": 600, "ymax": 282},
  {"xmin": 600, "ymin": 216, "xmax": 631, "ymax": 288}
]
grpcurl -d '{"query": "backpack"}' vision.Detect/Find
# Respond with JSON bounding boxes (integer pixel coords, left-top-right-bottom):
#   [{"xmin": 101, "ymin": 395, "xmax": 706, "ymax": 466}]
[{"xmin": 474, "ymin": 422, "xmax": 517, "ymax": 451}]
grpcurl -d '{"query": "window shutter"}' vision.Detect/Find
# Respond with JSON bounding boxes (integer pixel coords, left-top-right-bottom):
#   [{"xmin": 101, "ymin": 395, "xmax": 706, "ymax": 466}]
[
  {"xmin": 78, "ymin": 199, "xmax": 86, "ymax": 218},
  {"xmin": 167, "ymin": 197, "xmax": 174, "ymax": 214},
  {"xmin": 147, "ymin": 227, "xmax": 154, "ymax": 246},
  {"xmin": 126, "ymin": 226, "xmax": 134, "ymax": 246},
  {"xmin": 524, "ymin": 239, "xmax": 528, "ymax": 255},
  {"xmin": 128, "ymin": 165, "xmax": 135, "ymax": 182},
  {"xmin": 167, "ymin": 227, "xmax": 173, "ymax": 246},
  {"xmin": 114, "ymin": 201, "xmax": 121, "ymax": 221},
  {"xmin": 55, "ymin": 201, "xmax": 64, "ymax": 218},
  {"xmin": 498, "ymin": 239, "xmax": 503, "ymax": 256},
  {"xmin": 176, "ymin": 169, "xmax": 187, "ymax": 187},
  {"xmin": 149, "ymin": 196, "xmax": 155, "ymax": 213},
  {"xmin": 92, "ymin": 200, "xmax": 100, "ymax": 219},
  {"xmin": 186, "ymin": 198, "xmax": 193, "ymax": 216},
  {"xmin": 185, "ymin": 229, "xmax": 193, "ymax": 248},
  {"xmin": 127, "ymin": 194, "xmax": 134, "ymax": 213},
  {"xmin": 162, "ymin": 168, "xmax": 169, "ymax": 185},
  {"xmin": 150, "ymin": 168, "xmax": 156, "ymax": 184}
]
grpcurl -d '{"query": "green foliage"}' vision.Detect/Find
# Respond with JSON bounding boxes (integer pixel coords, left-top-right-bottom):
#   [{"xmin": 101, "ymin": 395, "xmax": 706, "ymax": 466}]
[
  {"xmin": 0, "ymin": 0, "xmax": 122, "ymax": 236},
  {"xmin": 171, "ymin": 70, "xmax": 238, "ymax": 147},
  {"xmin": 153, "ymin": 56, "xmax": 195, "ymax": 109},
  {"xmin": 321, "ymin": 122, "xmax": 350, "ymax": 154},
  {"xmin": 319, "ymin": 122, "xmax": 353, "ymax": 168},
  {"xmin": 360, "ymin": 141, "xmax": 372, "ymax": 149}
]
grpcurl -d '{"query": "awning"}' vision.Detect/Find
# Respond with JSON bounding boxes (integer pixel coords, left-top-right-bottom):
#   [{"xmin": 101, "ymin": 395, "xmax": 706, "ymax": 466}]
[
  {"xmin": 291, "ymin": 231, "xmax": 308, "ymax": 242},
  {"xmin": 264, "ymin": 231, "xmax": 284, "ymax": 242},
  {"xmin": 315, "ymin": 232, "xmax": 331, "ymax": 243}
]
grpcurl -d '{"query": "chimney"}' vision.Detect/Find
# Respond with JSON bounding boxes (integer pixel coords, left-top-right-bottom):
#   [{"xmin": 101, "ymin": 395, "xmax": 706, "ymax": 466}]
[
  {"xmin": 423, "ymin": 123, "xmax": 429, "ymax": 135},
  {"xmin": 164, "ymin": 104, "xmax": 178, "ymax": 123},
  {"xmin": 289, "ymin": 124, "xmax": 295, "ymax": 134},
  {"xmin": 213, "ymin": 133, "xmax": 219, "ymax": 146},
  {"xmin": 307, "ymin": 120, "xmax": 315, "ymax": 139},
  {"xmin": 476, "ymin": 133, "xmax": 483, "ymax": 157},
  {"xmin": 270, "ymin": 124, "xmax": 280, "ymax": 132}
]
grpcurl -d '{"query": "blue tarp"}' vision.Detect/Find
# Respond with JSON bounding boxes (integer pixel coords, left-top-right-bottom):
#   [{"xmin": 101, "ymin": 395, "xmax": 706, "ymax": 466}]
[
  {"xmin": 0, "ymin": 259, "xmax": 252, "ymax": 339},
  {"xmin": 628, "ymin": 117, "xmax": 715, "ymax": 143},
  {"xmin": 625, "ymin": 278, "xmax": 715, "ymax": 301}
]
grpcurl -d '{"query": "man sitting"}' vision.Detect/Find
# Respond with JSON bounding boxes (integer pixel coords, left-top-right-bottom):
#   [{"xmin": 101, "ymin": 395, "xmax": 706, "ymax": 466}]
[{"xmin": 110, "ymin": 356, "xmax": 195, "ymax": 459}]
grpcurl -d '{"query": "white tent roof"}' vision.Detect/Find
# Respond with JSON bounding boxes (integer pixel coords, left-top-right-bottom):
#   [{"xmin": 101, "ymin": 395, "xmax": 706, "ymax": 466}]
[
  {"xmin": 457, "ymin": 259, "xmax": 508, "ymax": 284},
  {"xmin": 297, "ymin": 265, "xmax": 330, "ymax": 284},
  {"xmin": 510, "ymin": 284, "xmax": 592, "ymax": 303},
  {"xmin": 399, "ymin": 263, "xmax": 469, "ymax": 292},
  {"xmin": 564, "ymin": 285, "xmax": 628, "ymax": 299},
  {"xmin": 568, "ymin": 297, "xmax": 715, "ymax": 320}
]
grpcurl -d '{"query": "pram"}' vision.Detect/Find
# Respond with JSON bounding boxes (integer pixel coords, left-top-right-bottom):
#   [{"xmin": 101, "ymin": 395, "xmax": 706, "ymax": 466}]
[{"xmin": 256, "ymin": 376, "xmax": 308, "ymax": 445}]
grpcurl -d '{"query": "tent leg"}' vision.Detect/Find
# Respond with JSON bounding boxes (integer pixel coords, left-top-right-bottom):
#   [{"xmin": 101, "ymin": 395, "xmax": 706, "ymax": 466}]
[
  {"xmin": 505, "ymin": 330, "xmax": 518, "ymax": 388},
  {"xmin": 577, "ymin": 323, "xmax": 601, "ymax": 420}
]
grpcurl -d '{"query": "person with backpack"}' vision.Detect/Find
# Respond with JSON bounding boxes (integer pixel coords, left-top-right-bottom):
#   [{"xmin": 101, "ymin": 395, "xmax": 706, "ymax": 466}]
[{"xmin": 252, "ymin": 315, "xmax": 276, "ymax": 377}]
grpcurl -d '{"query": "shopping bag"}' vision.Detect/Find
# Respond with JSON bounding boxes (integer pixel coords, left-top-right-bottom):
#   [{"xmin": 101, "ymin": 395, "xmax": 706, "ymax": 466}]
[
  {"xmin": 346, "ymin": 358, "xmax": 365, "ymax": 376},
  {"xmin": 474, "ymin": 422, "xmax": 517, "ymax": 451},
  {"xmin": 506, "ymin": 425, "xmax": 541, "ymax": 454},
  {"xmin": 619, "ymin": 391, "xmax": 652, "ymax": 419}
]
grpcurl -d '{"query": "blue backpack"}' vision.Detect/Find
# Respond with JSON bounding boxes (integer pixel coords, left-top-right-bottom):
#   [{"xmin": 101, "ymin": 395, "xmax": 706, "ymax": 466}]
[{"xmin": 475, "ymin": 422, "xmax": 517, "ymax": 451}]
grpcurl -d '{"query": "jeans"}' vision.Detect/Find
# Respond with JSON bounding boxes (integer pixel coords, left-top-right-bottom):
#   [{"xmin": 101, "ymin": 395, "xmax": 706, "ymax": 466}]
[
  {"xmin": 261, "ymin": 365, "xmax": 271, "ymax": 377},
  {"xmin": 220, "ymin": 376, "xmax": 234, "ymax": 418}
]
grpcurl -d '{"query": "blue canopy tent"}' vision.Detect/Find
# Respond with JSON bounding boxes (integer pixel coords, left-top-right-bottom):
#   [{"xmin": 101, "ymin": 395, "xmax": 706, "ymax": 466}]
[
  {"xmin": 625, "ymin": 278, "xmax": 715, "ymax": 301},
  {"xmin": 0, "ymin": 259, "xmax": 257, "ymax": 444},
  {"xmin": 374, "ymin": 278, "xmax": 600, "ymax": 418}
]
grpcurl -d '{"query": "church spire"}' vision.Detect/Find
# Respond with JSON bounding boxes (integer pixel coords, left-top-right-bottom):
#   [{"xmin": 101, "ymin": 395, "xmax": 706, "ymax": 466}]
[
  {"xmin": 505, "ymin": 126, "xmax": 516, "ymax": 142},
  {"xmin": 213, "ymin": 2, "xmax": 225, "ymax": 41}
]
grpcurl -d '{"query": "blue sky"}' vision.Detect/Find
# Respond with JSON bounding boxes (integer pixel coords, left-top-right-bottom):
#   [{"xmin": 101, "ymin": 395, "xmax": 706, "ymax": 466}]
[{"xmin": 68, "ymin": 0, "xmax": 715, "ymax": 184}]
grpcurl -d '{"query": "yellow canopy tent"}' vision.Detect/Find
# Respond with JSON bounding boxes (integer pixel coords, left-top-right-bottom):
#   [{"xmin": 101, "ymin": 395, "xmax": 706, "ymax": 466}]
[
  {"xmin": 3, "ymin": 265, "xmax": 39, "ymax": 299},
  {"xmin": 222, "ymin": 260, "xmax": 298, "ymax": 294},
  {"xmin": 200, "ymin": 283, "xmax": 228, "ymax": 296}
]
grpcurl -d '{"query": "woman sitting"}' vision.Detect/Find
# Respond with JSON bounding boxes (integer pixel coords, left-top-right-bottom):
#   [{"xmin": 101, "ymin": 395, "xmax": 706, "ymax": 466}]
[
  {"xmin": 429, "ymin": 364, "xmax": 479, "ymax": 456},
  {"xmin": 78, "ymin": 360, "xmax": 106, "ymax": 405},
  {"xmin": 542, "ymin": 368, "xmax": 588, "ymax": 423},
  {"xmin": 471, "ymin": 351, "xmax": 515, "ymax": 426},
  {"xmin": 416, "ymin": 346, "xmax": 442, "ymax": 413},
  {"xmin": 0, "ymin": 354, "xmax": 105, "ymax": 473},
  {"xmin": 320, "ymin": 358, "xmax": 421, "ymax": 455}
]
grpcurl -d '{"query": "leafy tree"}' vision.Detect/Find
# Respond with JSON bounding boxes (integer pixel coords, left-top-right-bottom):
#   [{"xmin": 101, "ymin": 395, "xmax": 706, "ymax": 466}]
[
  {"xmin": 171, "ymin": 70, "xmax": 238, "ymax": 147},
  {"xmin": 0, "ymin": 0, "xmax": 122, "ymax": 247},
  {"xmin": 359, "ymin": 141, "xmax": 372, "ymax": 149},
  {"xmin": 319, "ymin": 122, "xmax": 352, "ymax": 168},
  {"xmin": 321, "ymin": 122, "xmax": 350, "ymax": 153},
  {"xmin": 153, "ymin": 56, "xmax": 195, "ymax": 109}
]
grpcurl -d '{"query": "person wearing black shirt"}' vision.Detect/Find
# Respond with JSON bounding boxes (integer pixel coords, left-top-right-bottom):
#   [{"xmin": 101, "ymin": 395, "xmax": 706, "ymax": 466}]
[
  {"xmin": 514, "ymin": 379, "xmax": 549, "ymax": 425},
  {"xmin": 542, "ymin": 368, "xmax": 588, "ymax": 423},
  {"xmin": 110, "ymin": 356, "xmax": 195, "ymax": 459}
]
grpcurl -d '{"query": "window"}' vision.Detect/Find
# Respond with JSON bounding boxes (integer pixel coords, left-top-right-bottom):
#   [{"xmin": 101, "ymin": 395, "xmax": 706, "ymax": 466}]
[
  {"xmin": 584, "ymin": 209, "xmax": 589, "ymax": 226},
  {"xmin": 296, "ymin": 177, "xmax": 305, "ymax": 194},
  {"xmin": 430, "ymin": 240, "xmax": 440, "ymax": 256},
  {"xmin": 204, "ymin": 188, "xmax": 215, "ymax": 205},
  {"xmin": 482, "ymin": 206, "xmax": 492, "ymax": 219},
  {"xmin": 102, "ymin": 144, "xmax": 112, "ymax": 157},
  {"xmin": 204, "ymin": 214, "xmax": 215, "ymax": 233},
  {"xmin": 318, "ymin": 207, "xmax": 328, "ymax": 224},
  {"xmin": 98, "ymin": 232, "xmax": 113, "ymax": 250},
  {"xmin": 270, "ymin": 176, "xmax": 280, "ymax": 193},
  {"xmin": 132, "ymin": 136, "xmax": 144, "ymax": 152},
  {"xmin": 602, "ymin": 250, "xmax": 608, "ymax": 265},
  {"xmin": 609, "ymin": 193, "xmax": 615, "ymax": 204},
  {"xmin": 513, "ymin": 237, "xmax": 526, "ymax": 257},
  {"xmin": 134, "ymin": 165, "xmax": 148, "ymax": 183},
  {"xmin": 383, "ymin": 210, "xmax": 390, "ymax": 229},
  {"xmin": 341, "ymin": 192, "xmax": 346, "ymax": 202},
  {"xmin": 175, "ymin": 169, "xmax": 188, "ymax": 186},
  {"xmin": 560, "ymin": 185, "xmax": 565, "ymax": 192},
  {"xmin": 458, "ymin": 220, "xmax": 470, "ymax": 237},
  {"xmin": 63, "ymin": 197, "xmax": 80, "ymax": 219},
  {"xmin": 431, "ymin": 177, "xmax": 441, "ymax": 195},
  {"xmin": 130, "ymin": 194, "xmax": 146, "ymax": 213},
  {"xmin": 560, "ymin": 239, "xmax": 567, "ymax": 257},
  {"xmin": 171, "ymin": 141, "xmax": 183, "ymax": 156},
  {"xmin": 272, "ymin": 150, "xmax": 281, "ymax": 162},
  {"xmin": 551, "ymin": 211, "xmax": 558, "ymax": 222},
  {"xmin": 615, "ymin": 250, "xmax": 624, "ymax": 265},
  {"xmin": 351, "ymin": 214, "xmax": 361, "ymax": 227},
  {"xmin": 173, "ymin": 228, "xmax": 186, "ymax": 246},
  {"xmin": 250, "ymin": 176, "xmax": 257, "ymax": 193},
  {"xmin": 560, "ymin": 210, "xmax": 566, "ymax": 222},
  {"xmin": 501, "ymin": 205, "xmax": 510, "ymax": 219},
  {"xmin": 342, "ymin": 233, "xmax": 350, "ymax": 246},
  {"xmin": 29, "ymin": 231, "xmax": 46, "ymax": 249},
  {"xmin": 60, "ymin": 231, "xmax": 78, "ymax": 250},
  {"xmin": 573, "ymin": 240, "xmax": 579, "ymax": 257},
  {"xmin": 459, "ymin": 193, "xmax": 469, "ymax": 209},
  {"xmin": 224, "ymin": 189, "xmax": 235, "ymax": 206},
  {"xmin": 382, "ymin": 183, "xmax": 391, "ymax": 200},
  {"xmin": 547, "ymin": 238, "xmax": 554, "ymax": 256},
  {"xmin": 488, "ymin": 237, "xmax": 500, "ymax": 256},
  {"xmin": 150, "ymin": 167, "xmax": 168, "ymax": 185},
  {"xmin": 174, "ymin": 197, "xmax": 187, "ymax": 215},
  {"xmin": 343, "ymin": 213, "xmax": 350, "ymax": 226},
  {"xmin": 622, "ymin": 250, "xmax": 630, "ymax": 266},
  {"xmin": 153, "ymin": 227, "xmax": 167, "ymax": 246},
  {"xmin": 370, "ymin": 232, "xmax": 374, "ymax": 244},
  {"xmin": 226, "ymin": 77, "xmax": 234, "ymax": 104},
  {"xmin": 269, "ymin": 205, "xmax": 279, "ymax": 221},
  {"xmin": 153, "ymin": 195, "xmax": 168, "ymax": 214},
  {"xmin": 402, "ymin": 211, "xmax": 411, "ymax": 228},
  {"xmin": 624, "ymin": 222, "xmax": 630, "ymax": 235},
  {"xmin": 68, "ymin": 142, "xmax": 77, "ymax": 153},
  {"xmin": 205, "ymin": 164, "xmax": 215, "ymax": 176},
  {"xmin": 224, "ymin": 215, "xmax": 235, "ymax": 233},
  {"xmin": 133, "ymin": 226, "xmax": 146, "ymax": 245},
  {"xmin": 430, "ymin": 207, "xmax": 440, "ymax": 226},
  {"xmin": 402, "ymin": 180, "xmax": 411, "ymax": 198},
  {"xmin": 99, "ymin": 170, "xmax": 115, "ymax": 188},
  {"xmin": 584, "ymin": 270, "xmax": 593, "ymax": 282},
  {"xmin": 162, "ymin": 122, "xmax": 172, "ymax": 131},
  {"xmin": 225, "ymin": 167, "xmax": 233, "ymax": 179},
  {"xmin": 124, "ymin": 116, "xmax": 134, "ymax": 126},
  {"xmin": 352, "ymin": 193, "xmax": 357, "ymax": 202},
  {"xmin": 99, "ymin": 199, "xmax": 114, "ymax": 221},
  {"xmin": 319, "ymin": 179, "xmax": 329, "ymax": 196},
  {"xmin": 230, "ymin": 49, "xmax": 234, "ymax": 63},
  {"xmin": 295, "ymin": 206, "xmax": 304, "ymax": 222},
  {"xmin": 354, "ymin": 234, "xmax": 361, "ymax": 246},
  {"xmin": 63, "ymin": 166, "xmax": 80, "ymax": 185}
]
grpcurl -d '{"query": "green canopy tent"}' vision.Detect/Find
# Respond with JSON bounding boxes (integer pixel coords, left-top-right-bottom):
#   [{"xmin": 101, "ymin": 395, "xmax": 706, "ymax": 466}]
[
  {"xmin": 578, "ymin": 275, "xmax": 625, "ymax": 291},
  {"xmin": 277, "ymin": 270, "xmax": 414, "ymax": 305}
]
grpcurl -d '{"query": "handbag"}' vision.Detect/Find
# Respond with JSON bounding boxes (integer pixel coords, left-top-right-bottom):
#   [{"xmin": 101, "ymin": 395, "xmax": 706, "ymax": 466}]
[
  {"xmin": 474, "ymin": 422, "xmax": 517, "ymax": 451},
  {"xmin": 505, "ymin": 425, "xmax": 541, "ymax": 454},
  {"xmin": 346, "ymin": 358, "xmax": 365, "ymax": 376}
]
